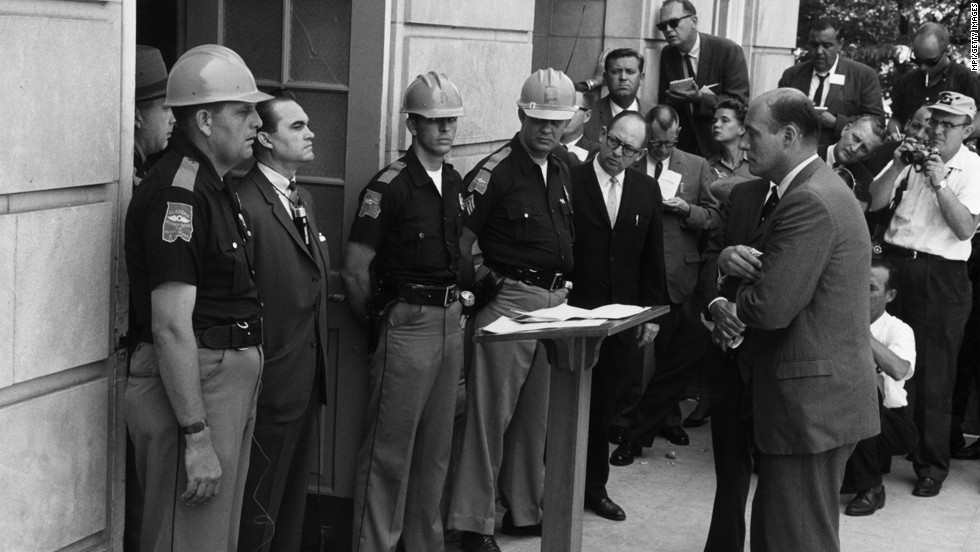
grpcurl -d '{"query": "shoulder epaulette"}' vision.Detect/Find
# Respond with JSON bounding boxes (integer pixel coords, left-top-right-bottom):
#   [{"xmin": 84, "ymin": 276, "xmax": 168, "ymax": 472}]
[
  {"xmin": 171, "ymin": 157, "xmax": 199, "ymax": 192},
  {"xmin": 481, "ymin": 145, "xmax": 512, "ymax": 174},
  {"xmin": 375, "ymin": 160, "xmax": 408, "ymax": 185}
]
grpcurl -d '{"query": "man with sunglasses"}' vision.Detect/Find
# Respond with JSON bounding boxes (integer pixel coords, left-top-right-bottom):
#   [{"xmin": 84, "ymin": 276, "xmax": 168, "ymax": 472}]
[
  {"xmin": 868, "ymin": 91, "xmax": 980, "ymax": 498},
  {"xmin": 888, "ymin": 22, "xmax": 980, "ymax": 142},
  {"xmin": 657, "ymin": 0, "xmax": 749, "ymax": 158},
  {"xmin": 609, "ymin": 104, "xmax": 718, "ymax": 467},
  {"xmin": 778, "ymin": 17, "xmax": 885, "ymax": 148}
]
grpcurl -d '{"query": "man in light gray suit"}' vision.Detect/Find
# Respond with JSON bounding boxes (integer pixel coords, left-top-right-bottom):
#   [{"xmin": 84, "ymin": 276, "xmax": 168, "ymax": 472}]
[{"xmin": 713, "ymin": 88, "xmax": 879, "ymax": 552}]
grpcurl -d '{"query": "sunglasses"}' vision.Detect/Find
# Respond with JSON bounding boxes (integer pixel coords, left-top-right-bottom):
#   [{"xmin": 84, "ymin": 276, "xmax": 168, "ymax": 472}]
[
  {"xmin": 911, "ymin": 51, "xmax": 945, "ymax": 67},
  {"xmin": 656, "ymin": 14, "xmax": 694, "ymax": 32}
]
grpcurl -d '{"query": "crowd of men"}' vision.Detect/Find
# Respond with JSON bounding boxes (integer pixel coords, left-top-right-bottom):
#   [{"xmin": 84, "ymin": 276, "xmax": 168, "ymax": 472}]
[{"xmin": 122, "ymin": 1, "xmax": 980, "ymax": 551}]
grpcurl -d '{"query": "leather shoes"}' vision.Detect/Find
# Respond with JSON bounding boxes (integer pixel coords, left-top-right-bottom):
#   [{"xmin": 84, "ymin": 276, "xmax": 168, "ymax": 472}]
[
  {"xmin": 659, "ymin": 425, "xmax": 690, "ymax": 446},
  {"xmin": 501, "ymin": 512, "xmax": 541, "ymax": 537},
  {"xmin": 844, "ymin": 485, "xmax": 885, "ymax": 516},
  {"xmin": 609, "ymin": 442, "xmax": 642, "ymax": 466},
  {"xmin": 953, "ymin": 439, "xmax": 980, "ymax": 460},
  {"xmin": 912, "ymin": 476, "xmax": 942, "ymax": 497},
  {"xmin": 608, "ymin": 425, "xmax": 627, "ymax": 445},
  {"xmin": 460, "ymin": 532, "xmax": 501, "ymax": 552},
  {"xmin": 682, "ymin": 415, "xmax": 709, "ymax": 428},
  {"xmin": 585, "ymin": 496, "xmax": 626, "ymax": 521}
]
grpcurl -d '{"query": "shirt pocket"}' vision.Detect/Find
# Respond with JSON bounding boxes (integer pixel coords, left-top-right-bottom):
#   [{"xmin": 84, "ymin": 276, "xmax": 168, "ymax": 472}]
[
  {"xmin": 399, "ymin": 220, "xmax": 442, "ymax": 267},
  {"xmin": 506, "ymin": 205, "xmax": 538, "ymax": 243}
]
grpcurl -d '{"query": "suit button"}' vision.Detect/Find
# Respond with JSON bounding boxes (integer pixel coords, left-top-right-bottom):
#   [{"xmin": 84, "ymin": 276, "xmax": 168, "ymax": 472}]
[{"xmin": 312, "ymin": 276, "xmax": 320, "ymax": 283}]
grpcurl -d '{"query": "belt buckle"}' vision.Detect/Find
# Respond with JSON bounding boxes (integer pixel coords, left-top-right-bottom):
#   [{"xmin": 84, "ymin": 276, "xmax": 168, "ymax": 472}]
[
  {"xmin": 443, "ymin": 285, "xmax": 453, "ymax": 307},
  {"xmin": 910, "ymin": 249, "xmax": 919, "ymax": 259},
  {"xmin": 550, "ymin": 273, "xmax": 564, "ymax": 291}
]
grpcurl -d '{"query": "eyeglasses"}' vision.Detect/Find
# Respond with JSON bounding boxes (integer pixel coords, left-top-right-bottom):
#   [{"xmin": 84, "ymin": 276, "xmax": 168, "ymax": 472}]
[
  {"xmin": 925, "ymin": 118, "xmax": 969, "ymax": 133},
  {"xmin": 648, "ymin": 139, "xmax": 678, "ymax": 149},
  {"xmin": 604, "ymin": 135, "xmax": 643, "ymax": 157},
  {"xmin": 656, "ymin": 14, "xmax": 694, "ymax": 32}
]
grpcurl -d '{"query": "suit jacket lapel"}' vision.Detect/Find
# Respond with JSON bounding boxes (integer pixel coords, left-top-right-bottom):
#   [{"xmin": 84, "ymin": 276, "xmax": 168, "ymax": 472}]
[
  {"xmin": 746, "ymin": 159, "xmax": 822, "ymax": 243},
  {"xmin": 583, "ymin": 167, "xmax": 613, "ymax": 226},
  {"xmin": 250, "ymin": 168, "xmax": 314, "ymax": 260}
]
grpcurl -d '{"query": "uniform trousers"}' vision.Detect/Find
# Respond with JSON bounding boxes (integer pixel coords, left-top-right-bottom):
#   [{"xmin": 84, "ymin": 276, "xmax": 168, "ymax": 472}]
[
  {"xmin": 238, "ymin": 385, "xmax": 319, "ymax": 552},
  {"xmin": 126, "ymin": 344, "xmax": 262, "ymax": 552},
  {"xmin": 750, "ymin": 444, "xmax": 855, "ymax": 552},
  {"xmin": 352, "ymin": 300, "xmax": 463, "ymax": 552},
  {"xmin": 844, "ymin": 403, "xmax": 918, "ymax": 492},
  {"xmin": 447, "ymin": 278, "xmax": 568, "ymax": 534},
  {"xmin": 704, "ymin": 355, "xmax": 753, "ymax": 552},
  {"xmin": 886, "ymin": 254, "xmax": 972, "ymax": 481}
]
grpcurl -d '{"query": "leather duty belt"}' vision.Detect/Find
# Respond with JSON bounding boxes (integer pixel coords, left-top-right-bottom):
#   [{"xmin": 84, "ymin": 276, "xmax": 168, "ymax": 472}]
[
  {"xmin": 396, "ymin": 283, "xmax": 459, "ymax": 308},
  {"xmin": 195, "ymin": 319, "xmax": 263, "ymax": 349}
]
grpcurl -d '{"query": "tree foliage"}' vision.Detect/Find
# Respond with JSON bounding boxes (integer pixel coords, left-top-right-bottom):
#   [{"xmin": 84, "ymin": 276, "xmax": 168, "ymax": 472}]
[{"xmin": 796, "ymin": 0, "xmax": 976, "ymax": 102}]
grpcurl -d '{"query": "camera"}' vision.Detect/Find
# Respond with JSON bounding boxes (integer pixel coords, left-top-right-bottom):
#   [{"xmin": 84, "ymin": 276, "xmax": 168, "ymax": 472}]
[{"xmin": 900, "ymin": 144, "xmax": 938, "ymax": 168}]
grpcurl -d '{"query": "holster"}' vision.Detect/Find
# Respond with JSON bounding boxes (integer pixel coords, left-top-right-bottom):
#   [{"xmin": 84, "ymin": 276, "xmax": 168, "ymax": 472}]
[
  {"xmin": 366, "ymin": 291, "xmax": 397, "ymax": 353},
  {"xmin": 467, "ymin": 265, "xmax": 505, "ymax": 317}
]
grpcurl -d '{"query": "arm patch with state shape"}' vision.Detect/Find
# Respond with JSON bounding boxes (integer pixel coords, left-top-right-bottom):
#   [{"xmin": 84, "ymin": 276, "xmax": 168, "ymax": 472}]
[{"xmin": 160, "ymin": 157, "xmax": 200, "ymax": 242}]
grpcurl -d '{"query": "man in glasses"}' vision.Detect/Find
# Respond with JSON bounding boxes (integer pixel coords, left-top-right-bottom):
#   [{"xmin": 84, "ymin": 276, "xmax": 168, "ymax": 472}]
[
  {"xmin": 888, "ymin": 22, "xmax": 980, "ymax": 142},
  {"xmin": 569, "ymin": 110, "xmax": 666, "ymax": 522},
  {"xmin": 777, "ymin": 17, "xmax": 885, "ymax": 148},
  {"xmin": 582, "ymin": 48, "xmax": 649, "ymax": 145},
  {"xmin": 657, "ymin": 0, "xmax": 749, "ymax": 158},
  {"xmin": 609, "ymin": 104, "xmax": 718, "ymax": 467},
  {"xmin": 868, "ymin": 91, "xmax": 980, "ymax": 498}
]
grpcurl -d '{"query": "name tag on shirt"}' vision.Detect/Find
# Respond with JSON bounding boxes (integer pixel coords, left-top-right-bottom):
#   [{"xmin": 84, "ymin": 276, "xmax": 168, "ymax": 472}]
[
  {"xmin": 829, "ymin": 73, "xmax": 846, "ymax": 86},
  {"xmin": 659, "ymin": 169, "xmax": 683, "ymax": 198}
]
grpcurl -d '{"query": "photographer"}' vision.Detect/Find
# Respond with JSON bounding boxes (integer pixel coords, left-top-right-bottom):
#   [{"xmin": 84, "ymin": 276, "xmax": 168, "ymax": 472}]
[{"xmin": 867, "ymin": 91, "xmax": 980, "ymax": 498}]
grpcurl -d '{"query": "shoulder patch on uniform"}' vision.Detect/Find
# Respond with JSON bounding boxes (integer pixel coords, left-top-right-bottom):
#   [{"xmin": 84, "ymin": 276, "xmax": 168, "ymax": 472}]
[
  {"xmin": 162, "ymin": 202, "xmax": 194, "ymax": 243},
  {"xmin": 376, "ymin": 160, "xmax": 407, "ymax": 185},
  {"xmin": 358, "ymin": 189, "xmax": 382, "ymax": 218},
  {"xmin": 172, "ymin": 157, "xmax": 199, "ymax": 192},
  {"xmin": 467, "ymin": 145, "xmax": 511, "ymax": 195}
]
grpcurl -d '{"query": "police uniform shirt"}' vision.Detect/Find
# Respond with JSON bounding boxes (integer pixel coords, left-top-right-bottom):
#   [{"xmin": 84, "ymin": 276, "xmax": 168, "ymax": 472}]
[
  {"xmin": 462, "ymin": 133, "xmax": 574, "ymax": 273},
  {"xmin": 125, "ymin": 135, "xmax": 260, "ymax": 342},
  {"xmin": 348, "ymin": 147, "xmax": 463, "ymax": 285}
]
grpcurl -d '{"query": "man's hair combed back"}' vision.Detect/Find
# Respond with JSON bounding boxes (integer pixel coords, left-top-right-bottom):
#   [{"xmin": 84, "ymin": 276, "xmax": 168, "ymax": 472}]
[
  {"xmin": 764, "ymin": 89, "xmax": 820, "ymax": 144},
  {"xmin": 715, "ymin": 96, "xmax": 748, "ymax": 124},
  {"xmin": 662, "ymin": 0, "xmax": 697, "ymax": 16},
  {"xmin": 809, "ymin": 16, "xmax": 842, "ymax": 38},
  {"xmin": 605, "ymin": 48, "xmax": 646, "ymax": 73},
  {"xmin": 647, "ymin": 104, "xmax": 680, "ymax": 132},
  {"xmin": 872, "ymin": 258, "xmax": 898, "ymax": 291},
  {"xmin": 256, "ymin": 90, "xmax": 298, "ymax": 135},
  {"xmin": 852, "ymin": 114, "xmax": 888, "ymax": 143}
]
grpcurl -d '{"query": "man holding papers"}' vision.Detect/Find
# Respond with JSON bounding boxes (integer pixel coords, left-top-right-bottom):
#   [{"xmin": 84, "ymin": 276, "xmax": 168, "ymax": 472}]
[{"xmin": 569, "ymin": 110, "xmax": 667, "ymax": 521}]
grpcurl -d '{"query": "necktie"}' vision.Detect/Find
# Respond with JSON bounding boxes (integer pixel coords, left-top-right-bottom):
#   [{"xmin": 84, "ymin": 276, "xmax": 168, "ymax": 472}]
[
  {"xmin": 606, "ymin": 176, "xmax": 620, "ymax": 226},
  {"xmin": 872, "ymin": 172, "xmax": 911, "ymax": 246},
  {"xmin": 813, "ymin": 73, "xmax": 828, "ymax": 107},
  {"xmin": 654, "ymin": 161, "xmax": 664, "ymax": 181},
  {"xmin": 684, "ymin": 54, "xmax": 697, "ymax": 84},
  {"xmin": 758, "ymin": 185, "xmax": 779, "ymax": 226},
  {"xmin": 287, "ymin": 181, "xmax": 312, "ymax": 247}
]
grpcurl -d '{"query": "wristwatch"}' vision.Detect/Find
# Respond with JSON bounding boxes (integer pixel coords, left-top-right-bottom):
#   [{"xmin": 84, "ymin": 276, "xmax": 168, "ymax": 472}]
[
  {"xmin": 182, "ymin": 419, "xmax": 208, "ymax": 435},
  {"xmin": 937, "ymin": 179, "xmax": 948, "ymax": 191}
]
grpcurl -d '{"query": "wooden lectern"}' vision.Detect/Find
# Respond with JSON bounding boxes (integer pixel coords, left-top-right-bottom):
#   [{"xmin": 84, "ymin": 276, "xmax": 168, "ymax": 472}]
[{"xmin": 474, "ymin": 306, "xmax": 670, "ymax": 552}]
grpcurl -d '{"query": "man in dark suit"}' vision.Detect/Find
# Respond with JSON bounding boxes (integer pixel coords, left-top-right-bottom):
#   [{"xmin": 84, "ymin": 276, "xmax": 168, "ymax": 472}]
[
  {"xmin": 778, "ymin": 17, "xmax": 885, "ymax": 147},
  {"xmin": 715, "ymin": 88, "xmax": 879, "ymax": 552},
  {"xmin": 583, "ymin": 48, "xmax": 649, "ymax": 145},
  {"xmin": 570, "ymin": 111, "xmax": 666, "ymax": 521},
  {"xmin": 236, "ymin": 95, "xmax": 330, "ymax": 552},
  {"xmin": 657, "ymin": 0, "xmax": 749, "ymax": 158},
  {"xmin": 557, "ymin": 91, "xmax": 596, "ymax": 166},
  {"xmin": 609, "ymin": 104, "xmax": 719, "ymax": 465},
  {"xmin": 698, "ymin": 174, "xmax": 767, "ymax": 552}
]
